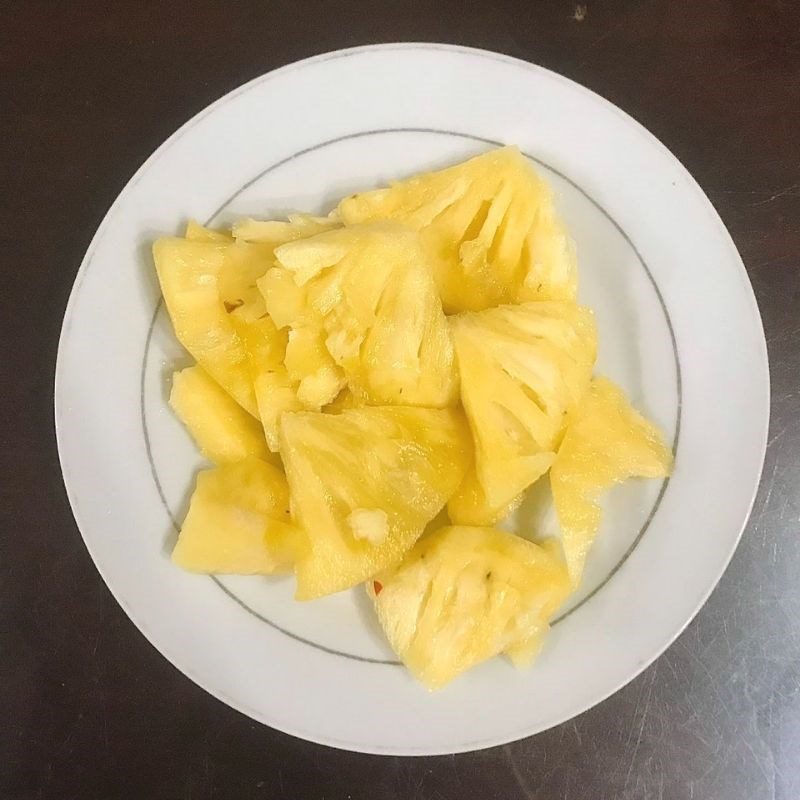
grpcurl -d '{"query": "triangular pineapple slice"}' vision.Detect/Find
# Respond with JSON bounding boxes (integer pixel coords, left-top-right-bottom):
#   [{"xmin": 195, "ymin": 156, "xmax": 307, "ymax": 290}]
[
  {"xmin": 172, "ymin": 458, "xmax": 296, "ymax": 574},
  {"xmin": 449, "ymin": 301, "xmax": 596, "ymax": 516},
  {"xmin": 551, "ymin": 377, "xmax": 673, "ymax": 585},
  {"xmin": 367, "ymin": 525, "xmax": 571, "ymax": 689},
  {"xmin": 279, "ymin": 407, "xmax": 471, "ymax": 599},
  {"xmin": 338, "ymin": 147, "xmax": 577, "ymax": 313},
  {"xmin": 153, "ymin": 238, "xmax": 276, "ymax": 416},
  {"xmin": 170, "ymin": 365, "xmax": 276, "ymax": 464},
  {"xmin": 269, "ymin": 223, "xmax": 458, "ymax": 408}
]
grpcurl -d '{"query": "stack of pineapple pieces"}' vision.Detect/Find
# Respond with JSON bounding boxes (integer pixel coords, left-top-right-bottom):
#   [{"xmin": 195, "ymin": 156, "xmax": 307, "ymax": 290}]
[{"xmin": 154, "ymin": 148, "xmax": 672, "ymax": 689}]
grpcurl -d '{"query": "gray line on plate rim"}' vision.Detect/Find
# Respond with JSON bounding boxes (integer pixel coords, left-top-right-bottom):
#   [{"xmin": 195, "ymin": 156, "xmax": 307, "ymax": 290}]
[{"xmin": 141, "ymin": 126, "xmax": 681, "ymax": 663}]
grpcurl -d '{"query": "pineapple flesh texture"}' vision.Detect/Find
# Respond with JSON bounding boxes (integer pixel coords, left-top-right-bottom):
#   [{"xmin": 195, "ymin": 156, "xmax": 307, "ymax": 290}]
[
  {"xmin": 232, "ymin": 212, "xmax": 339, "ymax": 243},
  {"xmin": 172, "ymin": 458, "xmax": 296, "ymax": 574},
  {"xmin": 233, "ymin": 300, "xmax": 345, "ymax": 451},
  {"xmin": 279, "ymin": 406, "xmax": 472, "ymax": 599},
  {"xmin": 368, "ymin": 525, "xmax": 571, "ymax": 689},
  {"xmin": 185, "ymin": 220, "xmax": 232, "ymax": 242},
  {"xmin": 447, "ymin": 463, "xmax": 553, "ymax": 527},
  {"xmin": 268, "ymin": 222, "xmax": 458, "ymax": 408},
  {"xmin": 169, "ymin": 364, "xmax": 275, "ymax": 464},
  {"xmin": 448, "ymin": 301, "xmax": 596, "ymax": 522},
  {"xmin": 338, "ymin": 147, "xmax": 577, "ymax": 314},
  {"xmin": 231, "ymin": 219, "xmax": 349, "ymax": 445},
  {"xmin": 226, "ymin": 293, "xmax": 307, "ymax": 453},
  {"xmin": 551, "ymin": 377, "xmax": 673, "ymax": 585},
  {"xmin": 153, "ymin": 237, "xmax": 277, "ymax": 417},
  {"xmin": 156, "ymin": 217, "xmax": 344, "ymax": 428}
]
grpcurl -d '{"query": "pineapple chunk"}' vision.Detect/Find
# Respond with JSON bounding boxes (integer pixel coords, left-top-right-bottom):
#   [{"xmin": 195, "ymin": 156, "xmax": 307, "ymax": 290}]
[
  {"xmin": 270, "ymin": 223, "xmax": 458, "ymax": 408},
  {"xmin": 172, "ymin": 458, "xmax": 296, "ymax": 574},
  {"xmin": 551, "ymin": 377, "xmax": 673, "ymax": 584},
  {"xmin": 279, "ymin": 406, "xmax": 472, "ymax": 599},
  {"xmin": 338, "ymin": 147, "xmax": 577, "ymax": 313},
  {"xmin": 450, "ymin": 301, "xmax": 596, "ymax": 514},
  {"xmin": 156, "ymin": 216, "xmax": 345, "ymax": 421},
  {"xmin": 169, "ymin": 365, "xmax": 274, "ymax": 464},
  {"xmin": 284, "ymin": 325, "xmax": 347, "ymax": 407},
  {"xmin": 368, "ymin": 525, "xmax": 571, "ymax": 689},
  {"xmin": 230, "ymin": 237, "xmax": 347, "ymax": 447},
  {"xmin": 185, "ymin": 220, "xmax": 232, "ymax": 242},
  {"xmin": 153, "ymin": 238, "xmax": 277, "ymax": 416},
  {"xmin": 234, "ymin": 313, "xmax": 345, "ymax": 450},
  {"xmin": 230, "ymin": 312, "xmax": 294, "ymax": 451}
]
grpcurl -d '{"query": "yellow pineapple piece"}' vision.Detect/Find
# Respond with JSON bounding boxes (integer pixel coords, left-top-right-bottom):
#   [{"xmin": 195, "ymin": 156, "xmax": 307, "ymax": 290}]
[
  {"xmin": 284, "ymin": 325, "xmax": 347, "ymax": 406},
  {"xmin": 449, "ymin": 301, "xmax": 596, "ymax": 517},
  {"xmin": 338, "ymin": 147, "xmax": 577, "ymax": 313},
  {"xmin": 551, "ymin": 377, "xmax": 673, "ymax": 584},
  {"xmin": 232, "ymin": 306, "xmax": 345, "ymax": 450},
  {"xmin": 227, "ymin": 233, "xmax": 346, "ymax": 447},
  {"xmin": 185, "ymin": 220, "xmax": 232, "ymax": 242},
  {"xmin": 157, "ymin": 216, "xmax": 344, "ymax": 419},
  {"xmin": 253, "ymin": 370, "xmax": 303, "ymax": 451},
  {"xmin": 153, "ymin": 238, "xmax": 277, "ymax": 416},
  {"xmin": 172, "ymin": 458, "xmax": 296, "ymax": 574},
  {"xmin": 271, "ymin": 222, "xmax": 457, "ymax": 408},
  {"xmin": 169, "ymin": 365, "xmax": 275, "ymax": 464},
  {"xmin": 279, "ymin": 406, "xmax": 471, "ymax": 599},
  {"xmin": 368, "ymin": 525, "xmax": 571, "ymax": 689},
  {"xmin": 229, "ymin": 312, "xmax": 308, "ymax": 452}
]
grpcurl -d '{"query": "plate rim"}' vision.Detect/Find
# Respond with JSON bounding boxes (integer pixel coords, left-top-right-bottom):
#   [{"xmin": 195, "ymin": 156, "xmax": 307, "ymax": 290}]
[{"xmin": 54, "ymin": 42, "xmax": 770, "ymax": 755}]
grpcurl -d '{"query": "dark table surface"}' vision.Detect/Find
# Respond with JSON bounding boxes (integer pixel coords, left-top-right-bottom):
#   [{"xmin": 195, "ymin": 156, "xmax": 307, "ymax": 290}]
[{"xmin": 3, "ymin": 2, "xmax": 799, "ymax": 798}]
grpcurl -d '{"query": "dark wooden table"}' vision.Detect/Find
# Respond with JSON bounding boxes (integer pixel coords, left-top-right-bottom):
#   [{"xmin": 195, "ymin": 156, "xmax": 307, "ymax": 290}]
[{"xmin": 3, "ymin": 2, "xmax": 798, "ymax": 798}]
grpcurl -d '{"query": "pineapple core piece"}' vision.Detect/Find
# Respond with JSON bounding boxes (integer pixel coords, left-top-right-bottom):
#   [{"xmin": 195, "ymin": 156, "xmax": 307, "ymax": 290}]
[
  {"xmin": 368, "ymin": 525, "xmax": 571, "ymax": 689},
  {"xmin": 551, "ymin": 377, "xmax": 673, "ymax": 585},
  {"xmin": 448, "ymin": 301, "xmax": 596, "ymax": 522},
  {"xmin": 347, "ymin": 509, "xmax": 389, "ymax": 545},
  {"xmin": 279, "ymin": 406, "xmax": 472, "ymax": 599},
  {"xmin": 338, "ymin": 147, "xmax": 577, "ymax": 313}
]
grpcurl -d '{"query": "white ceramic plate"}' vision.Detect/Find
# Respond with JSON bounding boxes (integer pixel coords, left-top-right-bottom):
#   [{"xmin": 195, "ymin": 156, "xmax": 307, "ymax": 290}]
[{"xmin": 55, "ymin": 43, "xmax": 769, "ymax": 755}]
